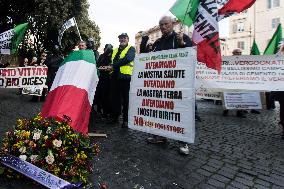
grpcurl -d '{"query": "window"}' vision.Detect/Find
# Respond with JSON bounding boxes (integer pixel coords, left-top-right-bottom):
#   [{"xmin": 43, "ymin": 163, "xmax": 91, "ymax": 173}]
[
  {"xmin": 232, "ymin": 23, "xmax": 245, "ymax": 33},
  {"xmin": 237, "ymin": 41, "xmax": 245, "ymax": 50},
  {"xmin": 272, "ymin": 18, "xmax": 280, "ymax": 29},
  {"xmin": 268, "ymin": 0, "xmax": 280, "ymax": 9},
  {"xmin": 237, "ymin": 23, "xmax": 245, "ymax": 32}
]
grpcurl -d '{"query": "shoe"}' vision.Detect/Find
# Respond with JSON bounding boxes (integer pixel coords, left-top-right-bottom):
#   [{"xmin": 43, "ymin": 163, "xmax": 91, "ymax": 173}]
[
  {"xmin": 147, "ymin": 137, "xmax": 167, "ymax": 144},
  {"xmin": 223, "ymin": 110, "xmax": 229, "ymax": 116},
  {"xmin": 121, "ymin": 122, "xmax": 128, "ymax": 128},
  {"xmin": 179, "ymin": 144, "xmax": 189, "ymax": 155},
  {"xmin": 251, "ymin": 109, "xmax": 260, "ymax": 114}
]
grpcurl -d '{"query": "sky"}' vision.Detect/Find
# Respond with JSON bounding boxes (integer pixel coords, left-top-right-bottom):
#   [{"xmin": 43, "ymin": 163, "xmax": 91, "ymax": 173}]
[{"xmin": 88, "ymin": 0, "xmax": 229, "ymax": 49}]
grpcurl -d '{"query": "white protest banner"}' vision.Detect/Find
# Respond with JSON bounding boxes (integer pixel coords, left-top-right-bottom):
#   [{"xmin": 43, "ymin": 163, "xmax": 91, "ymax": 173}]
[
  {"xmin": 196, "ymin": 88, "xmax": 222, "ymax": 100},
  {"xmin": 224, "ymin": 92, "xmax": 262, "ymax": 110},
  {"xmin": 0, "ymin": 66, "xmax": 47, "ymax": 89},
  {"xmin": 22, "ymin": 86, "xmax": 46, "ymax": 96},
  {"xmin": 128, "ymin": 47, "xmax": 196, "ymax": 143},
  {"xmin": 196, "ymin": 55, "xmax": 284, "ymax": 91}
]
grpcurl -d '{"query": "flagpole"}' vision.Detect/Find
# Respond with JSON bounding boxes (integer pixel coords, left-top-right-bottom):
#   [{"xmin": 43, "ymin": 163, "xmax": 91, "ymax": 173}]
[{"xmin": 74, "ymin": 18, "xmax": 82, "ymax": 41}]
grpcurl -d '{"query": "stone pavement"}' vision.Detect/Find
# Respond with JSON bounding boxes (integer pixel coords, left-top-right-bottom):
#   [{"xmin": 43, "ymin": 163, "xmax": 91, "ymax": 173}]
[{"xmin": 0, "ymin": 89, "xmax": 284, "ymax": 189}]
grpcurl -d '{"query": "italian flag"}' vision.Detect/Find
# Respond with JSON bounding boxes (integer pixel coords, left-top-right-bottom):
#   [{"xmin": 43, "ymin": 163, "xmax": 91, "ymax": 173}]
[
  {"xmin": 41, "ymin": 50, "xmax": 99, "ymax": 134},
  {"xmin": 0, "ymin": 23, "xmax": 29, "ymax": 55},
  {"xmin": 170, "ymin": 0, "xmax": 256, "ymax": 73}
]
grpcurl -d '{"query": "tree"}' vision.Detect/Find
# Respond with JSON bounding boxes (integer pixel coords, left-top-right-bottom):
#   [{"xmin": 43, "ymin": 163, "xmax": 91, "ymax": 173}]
[{"xmin": 0, "ymin": 0, "xmax": 100, "ymax": 57}]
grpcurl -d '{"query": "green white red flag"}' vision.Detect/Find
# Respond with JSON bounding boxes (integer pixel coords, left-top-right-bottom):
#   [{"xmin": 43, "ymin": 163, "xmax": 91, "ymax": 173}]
[
  {"xmin": 170, "ymin": 0, "xmax": 256, "ymax": 73},
  {"xmin": 41, "ymin": 50, "xmax": 99, "ymax": 134}
]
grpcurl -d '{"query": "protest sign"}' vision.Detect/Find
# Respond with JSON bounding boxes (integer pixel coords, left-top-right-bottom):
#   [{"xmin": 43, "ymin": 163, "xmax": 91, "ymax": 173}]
[
  {"xmin": 196, "ymin": 88, "xmax": 222, "ymax": 100},
  {"xmin": 22, "ymin": 86, "xmax": 46, "ymax": 96},
  {"xmin": 196, "ymin": 55, "xmax": 284, "ymax": 91},
  {"xmin": 128, "ymin": 47, "xmax": 196, "ymax": 143},
  {"xmin": 223, "ymin": 92, "xmax": 262, "ymax": 110},
  {"xmin": 0, "ymin": 66, "xmax": 47, "ymax": 92}
]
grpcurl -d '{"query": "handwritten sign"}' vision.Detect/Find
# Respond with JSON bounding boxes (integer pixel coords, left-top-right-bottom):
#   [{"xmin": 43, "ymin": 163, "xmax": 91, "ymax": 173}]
[{"xmin": 129, "ymin": 47, "xmax": 196, "ymax": 143}]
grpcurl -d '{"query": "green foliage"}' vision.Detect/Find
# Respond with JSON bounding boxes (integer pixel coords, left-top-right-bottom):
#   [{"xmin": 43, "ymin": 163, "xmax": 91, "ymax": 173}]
[{"xmin": 0, "ymin": 0, "xmax": 100, "ymax": 56}]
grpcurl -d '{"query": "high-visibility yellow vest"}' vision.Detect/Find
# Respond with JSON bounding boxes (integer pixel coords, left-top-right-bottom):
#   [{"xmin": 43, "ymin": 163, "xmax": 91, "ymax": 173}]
[{"xmin": 111, "ymin": 45, "xmax": 134, "ymax": 75}]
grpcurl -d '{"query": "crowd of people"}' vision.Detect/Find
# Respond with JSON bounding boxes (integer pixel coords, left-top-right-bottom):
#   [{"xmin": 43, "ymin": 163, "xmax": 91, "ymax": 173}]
[{"xmin": 2, "ymin": 16, "xmax": 283, "ymax": 155}]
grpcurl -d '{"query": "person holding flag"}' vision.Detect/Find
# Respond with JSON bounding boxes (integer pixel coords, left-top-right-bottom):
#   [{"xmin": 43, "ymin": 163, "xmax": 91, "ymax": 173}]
[{"xmin": 141, "ymin": 16, "xmax": 198, "ymax": 155}]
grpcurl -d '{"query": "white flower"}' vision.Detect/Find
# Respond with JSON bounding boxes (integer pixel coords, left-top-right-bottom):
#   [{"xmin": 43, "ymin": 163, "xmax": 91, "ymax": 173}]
[
  {"xmin": 52, "ymin": 139, "xmax": 62, "ymax": 148},
  {"xmin": 46, "ymin": 127, "xmax": 52, "ymax": 134},
  {"xmin": 19, "ymin": 146, "xmax": 26, "ymax": 154},
  {"xmin": 44, "ymin": 135, "xmax": 48, "ymax": 140},
  {"xmin": 33, "ymin": 132, "xmax": 41, "ymax": 141},
  {"xmin": 19, "ymin": 155, "xmax": 27, "ymax": 161},
  {"xmin": 45, "ymin": 154, "xmax": 55, "ymax": 165},
  {"xmin": 30, "ymin": 155, "xmax": 38, "ymax": 162}
]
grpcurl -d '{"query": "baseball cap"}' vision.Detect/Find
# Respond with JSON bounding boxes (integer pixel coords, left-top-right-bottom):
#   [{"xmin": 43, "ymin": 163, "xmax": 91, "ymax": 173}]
[{"xmin": 118, "ymin": 33, "xmax": 128, "ymax": 38}]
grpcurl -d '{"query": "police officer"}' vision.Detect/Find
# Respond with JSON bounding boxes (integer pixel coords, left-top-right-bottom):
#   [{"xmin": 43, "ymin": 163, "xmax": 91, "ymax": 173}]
[{"xmin": 108, "ymin": 33, "xmax": 135, "ymax": 128}]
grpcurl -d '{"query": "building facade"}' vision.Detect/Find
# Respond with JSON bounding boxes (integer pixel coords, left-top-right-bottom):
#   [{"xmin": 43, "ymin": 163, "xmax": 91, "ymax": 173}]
[{"xmin": 226, "ymin": 0, "xmax": 284, "ymax": 55}]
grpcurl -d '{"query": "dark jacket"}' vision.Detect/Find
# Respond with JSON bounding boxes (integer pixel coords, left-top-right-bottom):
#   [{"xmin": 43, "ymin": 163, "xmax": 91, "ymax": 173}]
[
  {"xmin": 112, "ymin": 45, "xmax": 135, "ymax": 80},
  {"xmin": 140, "ymin": 31, "xmax": 192, "ymax": 53},
  {"xmin": 97, "ymin": 52, "xmax": 112, "ymax": 79},
  {"xmin": 45, "ymin": 53, "xmax": 64, "ymax": 91}
]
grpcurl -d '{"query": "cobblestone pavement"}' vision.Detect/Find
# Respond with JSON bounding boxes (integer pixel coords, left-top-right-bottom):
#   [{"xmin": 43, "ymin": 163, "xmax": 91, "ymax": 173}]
[{"xmin": 0, "ymin": 89, "xmax": 284, "ymax": 189}]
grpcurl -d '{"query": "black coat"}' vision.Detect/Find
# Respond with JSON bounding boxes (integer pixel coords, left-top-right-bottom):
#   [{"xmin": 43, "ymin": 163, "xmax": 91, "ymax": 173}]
[
  {"xmin": 140, "ymin": 31, "xmax": 193, "ymax": 53},
  {"xmin": 97, "ymin": 52, "xmax": 112, "ymax": 79},
  {"xmin": 44, "ymin": 53, "xmax": 64, "ymax": 91}
]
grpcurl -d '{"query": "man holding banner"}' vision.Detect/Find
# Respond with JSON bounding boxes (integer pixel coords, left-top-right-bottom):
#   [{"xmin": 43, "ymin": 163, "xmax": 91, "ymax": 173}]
[{"xmin": 141, "ymin": 16, "xmax": 194, "ymax": 155}]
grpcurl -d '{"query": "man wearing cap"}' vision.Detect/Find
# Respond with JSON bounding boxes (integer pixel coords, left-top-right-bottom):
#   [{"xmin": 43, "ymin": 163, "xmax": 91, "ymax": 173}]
[{"xmin": 108, "ymin": 33, "xmax": 135, "ymax": 128}]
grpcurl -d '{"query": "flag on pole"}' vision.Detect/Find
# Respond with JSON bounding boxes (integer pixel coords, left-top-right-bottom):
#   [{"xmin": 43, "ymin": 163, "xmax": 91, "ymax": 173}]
[
  {"xmin": 264, "ymin": 24, "xmax": 283, "ymax": 55},
  {"xmin": 218, "ymin": 0, "xmax": 256, "ymax": 15},
  {"xmin": 41, "ymin": 50, "xmax": 99, "ymax": 134},
  {"xmin": 58, "ymin": 17, "xmax": 76, "ymax": 46},
  {"xmin": 170, "ymin": 0, "xmax": 199, "ymax": 27},
  {"xmin": 250, "ymin": 39, "xmax": 260, "ymax": 55},
  {"xmin": 170, "ymin": 0, "xmax": 256, "ymax": 73},
  {"xmin": 0, "ymin": 23, "xmax": 28, "ymax": 55}
]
